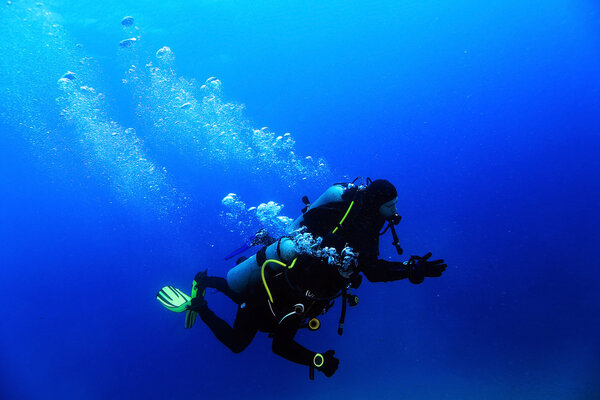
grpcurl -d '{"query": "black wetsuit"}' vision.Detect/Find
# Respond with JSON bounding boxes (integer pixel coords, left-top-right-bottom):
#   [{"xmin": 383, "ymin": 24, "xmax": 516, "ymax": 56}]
[
  {"xmin": 300, "ymin": 186, "xmax": 412, "ymax": 283},
  {"xmin": 197, "ymin": 255, "xmax": 346, "ymax": 367}
]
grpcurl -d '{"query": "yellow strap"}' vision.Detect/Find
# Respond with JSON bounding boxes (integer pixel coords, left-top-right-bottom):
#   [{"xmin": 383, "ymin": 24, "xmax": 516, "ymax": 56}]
[
  {"xmin": 261, "ymin": 257, "xmax": 299, "ymax": 303},
  {"xmin": 332, "ymin": 200, "xmax": 354, "ymax": 234},
  {"xmin": 261, "ymin": 259, "xmax": 287, "ymax": 303},
  {"xmin": 288, "ymin": 257, "xmax": 298, "ymax": 269}
]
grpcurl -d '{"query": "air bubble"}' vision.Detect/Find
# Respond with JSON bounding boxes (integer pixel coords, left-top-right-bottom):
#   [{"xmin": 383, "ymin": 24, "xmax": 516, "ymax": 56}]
[
  {"xmin": 119, "ymin": 38, "xmax": 137, "ymax": 48},
  {"xmin": 121, "ymin": 16, "xmax": 134, "ymax": 27},
  {"xmin": 61, "ymin": 71, "xmax": 76, "ymax": 80},
  {"xmin": 156, "ymin": 46, "xmax": 175, "ymax": 64}
]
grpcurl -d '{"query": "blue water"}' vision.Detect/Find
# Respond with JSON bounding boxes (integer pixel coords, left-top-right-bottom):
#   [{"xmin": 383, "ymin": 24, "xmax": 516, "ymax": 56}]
[{"xmin": 1, "ymin": 1, "xmax": 599, "ymax": 399}]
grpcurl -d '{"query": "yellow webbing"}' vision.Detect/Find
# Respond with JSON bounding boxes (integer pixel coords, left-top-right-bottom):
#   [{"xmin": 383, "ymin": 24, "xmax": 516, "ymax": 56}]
[
  {"xmin": 261, "ymin": 259, "xmax": 286, "ymax": 303},
  {"xmin": 332, "ymin": 200, "xmax": 355, "ymax": 234},
  {"xmin": 288, "ymin": 258, "xmax": 298, "ymax": 269},
  {"xmin": 261, "ymin": 257, "xmax": 299, "ymax": 303}
]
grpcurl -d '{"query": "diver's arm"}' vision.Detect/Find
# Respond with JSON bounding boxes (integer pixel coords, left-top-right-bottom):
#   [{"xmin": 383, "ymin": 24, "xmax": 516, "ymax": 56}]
[
  {"xmin": 271, "ymin": 315, "xmax": 315, "ymax": 366},
  {"xmin": 361, "ymin": 253, "xmax": 447, "ymax": 284},
  {"xmin": 361, "ymin": 259, "xmax": 411, "ymax": 282},
  {"xmin": 271, "ymin": 314, "xmax": 339, "ymax": 377}
]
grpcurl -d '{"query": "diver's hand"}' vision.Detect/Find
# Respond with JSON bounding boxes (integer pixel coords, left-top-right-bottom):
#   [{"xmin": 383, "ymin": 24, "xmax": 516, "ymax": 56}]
[
  {"xmin": 315, "ymin": 350, "xmax": 339, "ymax": 377},
  {"xmin": 408, "ymin": 252, "xmax": 447, "ymax": 284},
  {"xmin": 419, "ymin": 252, "xmax": 446, "ymax": 277}
]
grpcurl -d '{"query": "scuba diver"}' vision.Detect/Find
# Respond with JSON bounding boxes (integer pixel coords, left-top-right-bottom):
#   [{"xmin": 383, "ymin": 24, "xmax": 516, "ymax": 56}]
[
  {"xmin": 157, "ymin": 233, "xmax": 357, "ymax": 379},
  {"xmin": 156, "ymin": 178, "xmax": 446, "ymax": 379},
  {"xmin": 291, "ymin": 178, "xmax": 447, "ymax": 285}
]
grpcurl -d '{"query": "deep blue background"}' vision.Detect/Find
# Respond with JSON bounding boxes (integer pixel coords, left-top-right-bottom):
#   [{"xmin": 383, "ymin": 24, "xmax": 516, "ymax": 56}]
[{"xmin": 1, "ymin": 1, "xmax": 599, "ymax": 399}]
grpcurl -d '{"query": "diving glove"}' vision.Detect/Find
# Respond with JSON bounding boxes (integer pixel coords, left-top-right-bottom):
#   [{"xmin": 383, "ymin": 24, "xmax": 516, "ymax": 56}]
[
  {"xmin": 407, "ymin": 252, "xmax": 447, "ymax": 284},
  {"xmin": 314, "ymin": 350, "xmax": 339, "ymax": 377}
]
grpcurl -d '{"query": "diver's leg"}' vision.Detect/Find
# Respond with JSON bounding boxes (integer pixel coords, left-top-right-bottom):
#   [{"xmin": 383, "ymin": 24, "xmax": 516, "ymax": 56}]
[
  {"xmin": 203, "ymin": 276, "xmax": 244, "ymax": 304},
  {"xmin": 196, "ymin": 303, "xmax": 257, "ymax": 354}
]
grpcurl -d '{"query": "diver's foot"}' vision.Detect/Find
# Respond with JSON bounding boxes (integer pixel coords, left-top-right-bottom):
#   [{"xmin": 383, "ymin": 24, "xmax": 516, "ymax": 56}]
[
  {"xmin": 189, "ymin": 269, "xmax": 208, "ymax": 310},
  {"xmin": 187, "ymin": 295, "xmax": 207, "ymax": 312},
  {"xmin": 194, "ymin": 269, "xmax": 208, "ymax": 286}
]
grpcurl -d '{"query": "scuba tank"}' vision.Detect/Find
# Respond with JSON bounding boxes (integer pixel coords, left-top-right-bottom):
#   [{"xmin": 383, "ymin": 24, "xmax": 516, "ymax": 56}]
[
  {"xmin": 290, "ymin": 184, "xmax": 346, "ymax": 230},
  {"xmin": 226, "ymin": 237, "xmax": 298, "ymax": 295}
]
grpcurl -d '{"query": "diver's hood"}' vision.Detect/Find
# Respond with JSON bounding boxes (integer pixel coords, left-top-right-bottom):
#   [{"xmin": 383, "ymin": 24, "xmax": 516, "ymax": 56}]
[{"xmin": 364, "ymin": 179, "xmax": 397, "ymax": 212}]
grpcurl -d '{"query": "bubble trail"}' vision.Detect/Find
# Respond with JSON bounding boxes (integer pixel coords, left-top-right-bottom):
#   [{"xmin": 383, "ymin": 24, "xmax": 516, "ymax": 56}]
[
  {"xmin": 57, "ymin": 75, "xmax": 185, "ymax": 218},
  {"xmin": 122, "ymin": 46, "xmax": 331, "ymax": 188},
  {"xmin": 221, "ymin": 193, "xmax": 293, "ymax": 239}
]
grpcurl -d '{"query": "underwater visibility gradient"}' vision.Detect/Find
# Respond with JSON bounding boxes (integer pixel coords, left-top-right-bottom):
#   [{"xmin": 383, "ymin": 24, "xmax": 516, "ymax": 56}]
[{"xmin": 1, "ymin": 1, "xmax": 599, "ymax": 399}]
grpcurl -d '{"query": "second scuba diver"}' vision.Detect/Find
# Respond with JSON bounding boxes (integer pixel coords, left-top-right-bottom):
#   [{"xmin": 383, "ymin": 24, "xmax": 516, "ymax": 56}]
[
  {"xmin": 157, "ymin": 178, "xmax": 446, "ymax": 379},
  {"xmin": 292, "ymin": 179, "xmax": 447, "ymax": 285}
]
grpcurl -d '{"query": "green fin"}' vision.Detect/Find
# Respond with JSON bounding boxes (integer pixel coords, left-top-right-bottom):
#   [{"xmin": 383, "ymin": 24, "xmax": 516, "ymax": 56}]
[
  {"xmin": 184, "ymin": 309, "xmax": 197, "ymax": 329},
  {"xmin": 156, "ymin": 286, "xmax": 191, "ymax": 313}
]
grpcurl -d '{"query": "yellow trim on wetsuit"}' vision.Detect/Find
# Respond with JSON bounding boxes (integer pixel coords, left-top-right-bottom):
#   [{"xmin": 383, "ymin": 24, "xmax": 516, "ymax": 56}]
[{"xmin": 332, "ymin": 200, "xmax": 355, "ymax": 234}]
